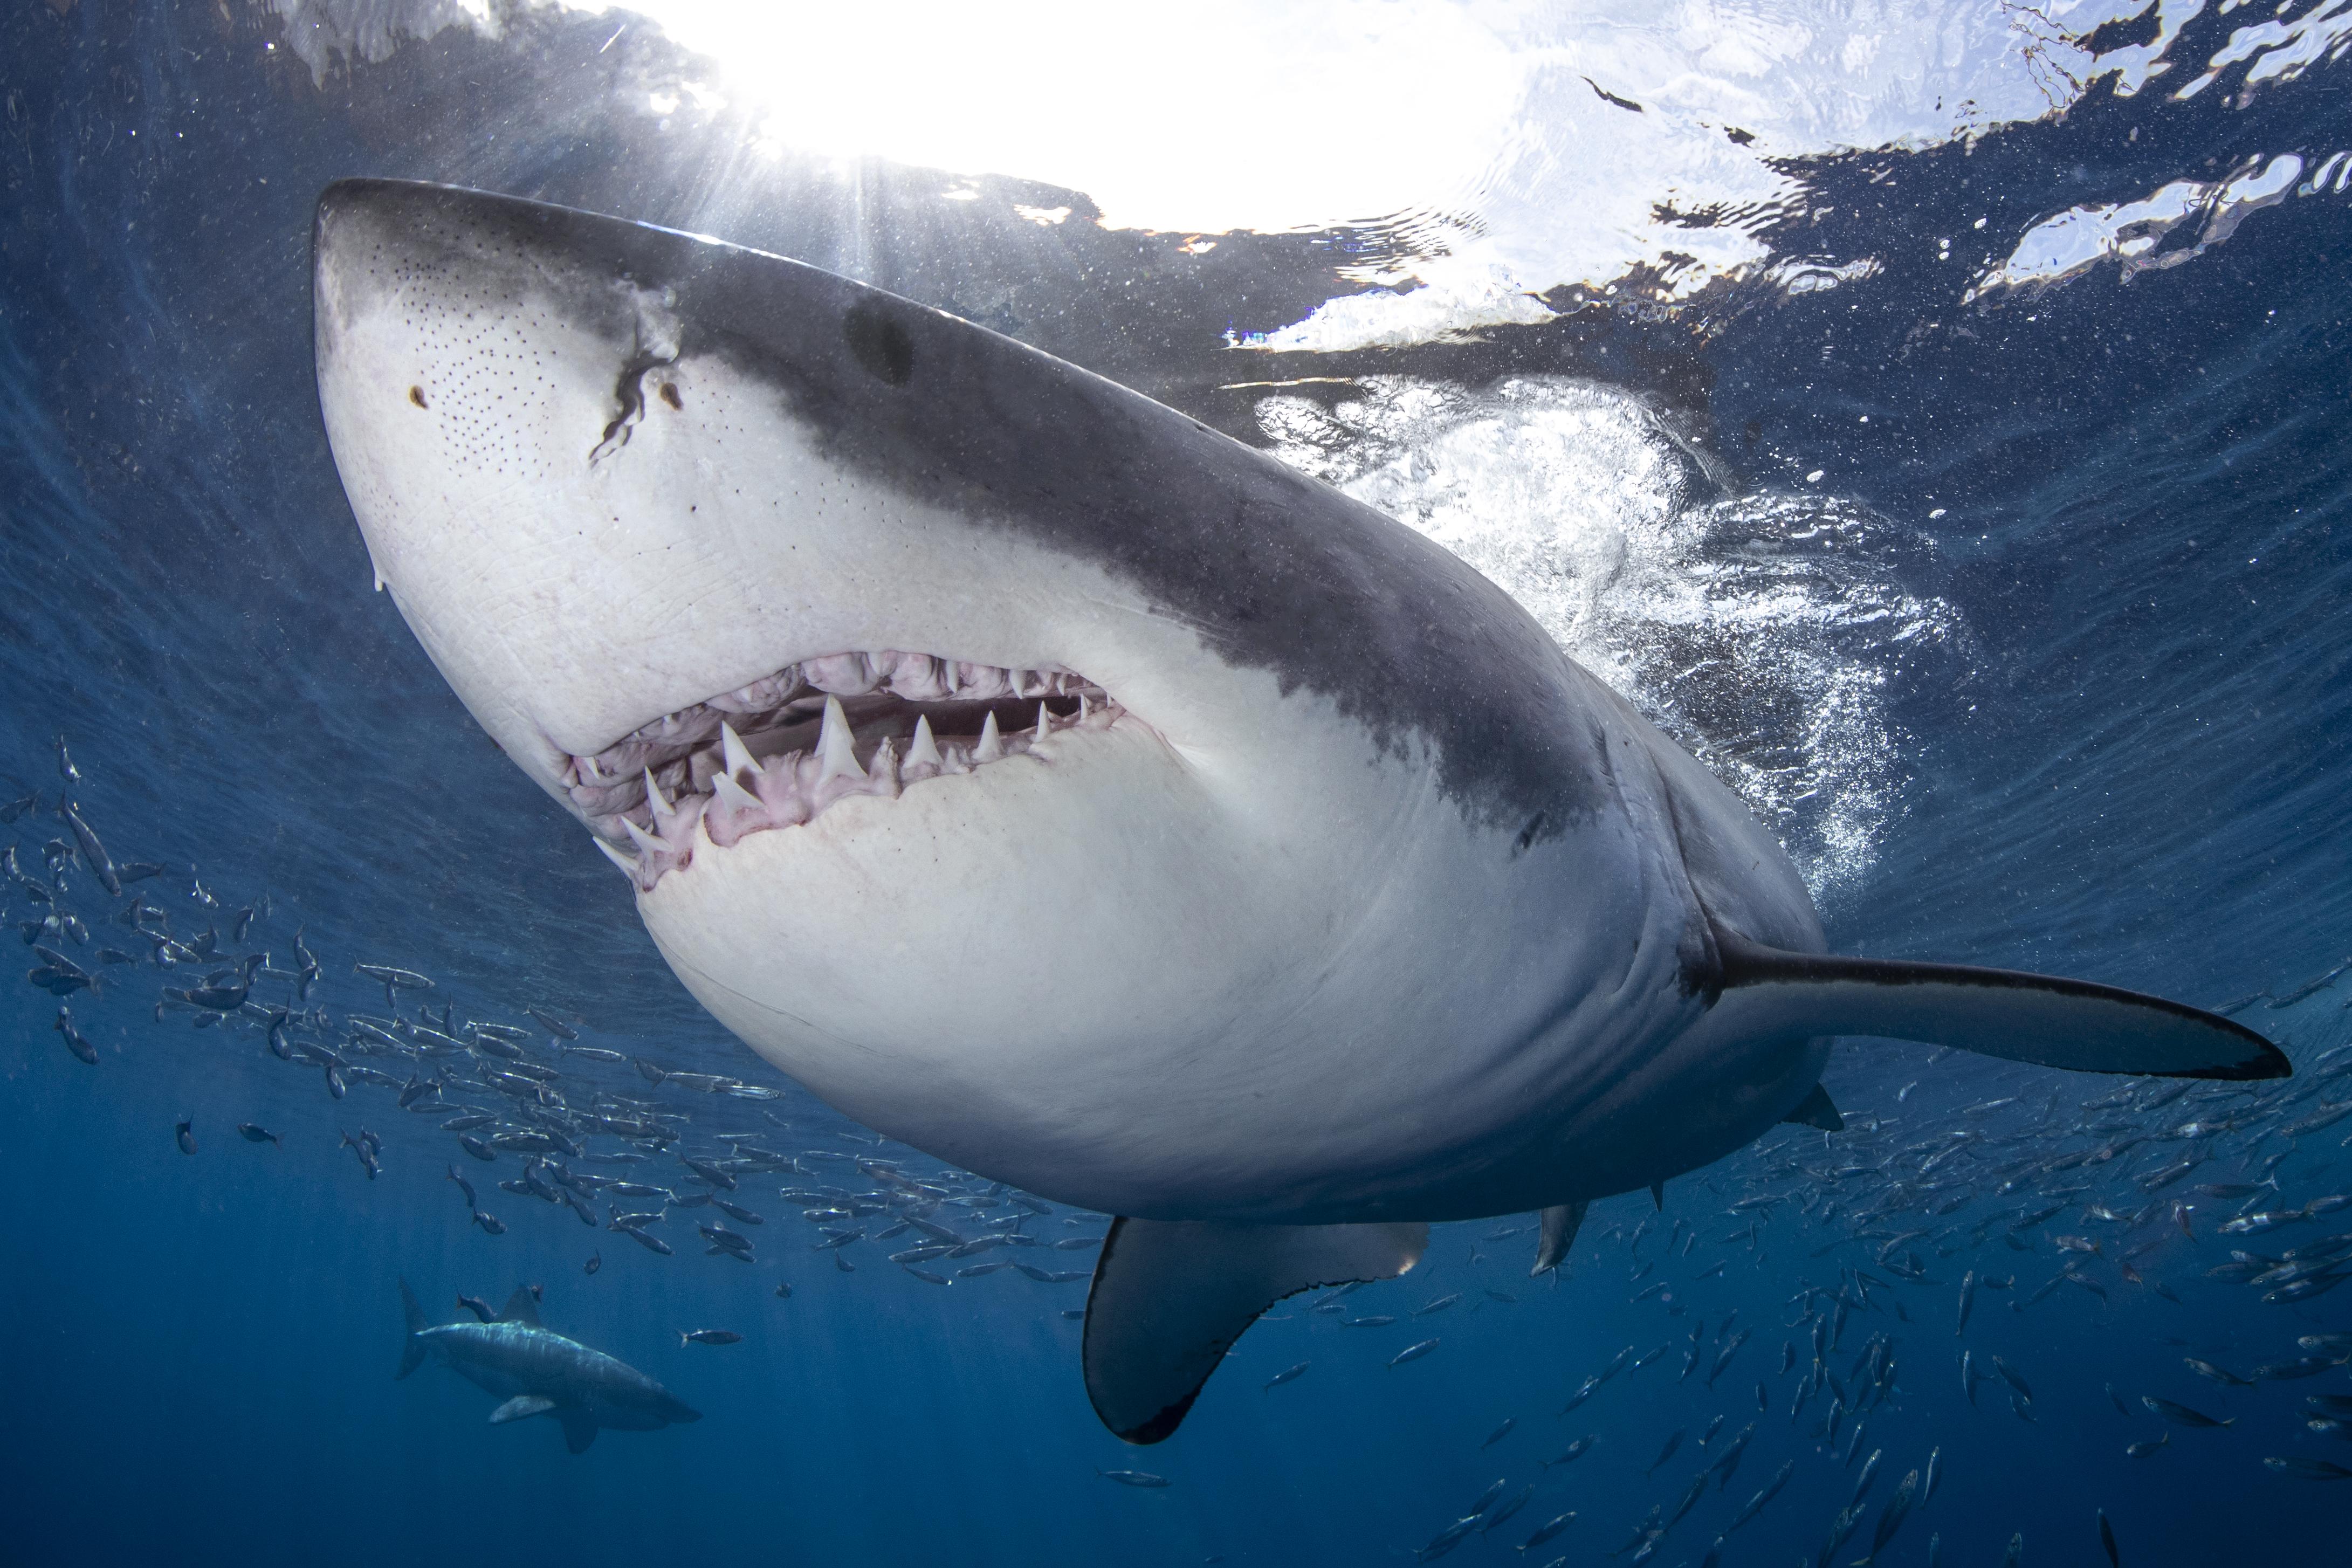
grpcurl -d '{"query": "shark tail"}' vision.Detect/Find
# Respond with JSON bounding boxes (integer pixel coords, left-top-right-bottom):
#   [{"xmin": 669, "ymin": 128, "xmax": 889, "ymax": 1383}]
[{"xmin": 396, "ymin": 1277, "xmax": 430, "ymax": 1380}]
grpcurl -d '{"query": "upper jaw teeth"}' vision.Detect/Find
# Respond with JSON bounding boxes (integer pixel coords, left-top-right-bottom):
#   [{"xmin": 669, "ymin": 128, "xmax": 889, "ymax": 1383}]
[{"xmin": 565, "ymin": 650, "xmax": 1121, "ymax": 892}]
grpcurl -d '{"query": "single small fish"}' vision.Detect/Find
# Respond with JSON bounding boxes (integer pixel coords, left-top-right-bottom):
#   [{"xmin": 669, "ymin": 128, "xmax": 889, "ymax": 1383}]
[
  {"xmin": 2255, "ymin": 1355, "xmax": 2346, "ymax": 1381},
  {"xmin": 773, "ymin": 1280, "xmax": 792, "ymax": 1299},
  {"xmin": 174, "ymin": 1117, "xmax": 197, "ymax": 1156},
  {"xmin": 1263, "ymin": 1361, "xmax": 1309, "ymax": 1392},
  {"xmin": 457, "ymin": 1294, "xmax": 497, "ymax": 1322},
  {"xmin": 1344, "ymin": 1314, "xmax": 1397, "ymax": 1328},
  {"xmin": 1543, "ymin": 1435, "xmax": 1595, "ymax": 1468},
  {"xmin": 51, "ymin": 1006, "xmax": 98, "ymax": 1064},
  {"xmin": 1480, "ymin": 1483, "xmax": 1534, "ymax": 1535},
  {"xmin": 473, "ymin": 1210, "xmax": 507, "ymax": 1235},
  {"xmin": 2183, "ymin": 1357, "xmax": 2253, "ymax": 1387},
  {"xmin": 2124, "ymin": 1434, "xmax": 2169, "ymax": 1457},
  {"xmin": 237, "ymin": 1123, "xmax": 281, "ymax": 1147},
  {"xmin": 1389, "ymin": 1338, "xmax": 1440, "ymax": 1367},
  {"xmin": 584, "ymin": 1250, "xmax": 602, "ymax": 1275},
  {"xmin": 1520, "ymin": 1512, "xmax": 1576, "ymax": 1553},
  {"xmin": 2098, "ymin": 1508, "xmax": 2120, "ymax": 1568},
  {"xmin": 1098, "ymin": 1469, "xmax": 1169, "ymax": 1488},
  {"xmin": 2262, "ymin": 1456, "xmax": 2352, "ymax": 1480},
  {"xmin": 1479, "ymin": 1416, "xmax": 1517, "ymax": 1450},
  {"xmin": 2141, "ymin": 1395, "xmax": 2231, "ymax": 1428},
  {"xmin": 679, "ymin": 1329, "xmax": 742, "ymax": 1346},
  {"xmin": 529, "ymin": 1007, "xmax": 582, "ymax": 1040},
  {"xmin": 1414, "ymin": 1292, "xmax": 1461, "ymax": 1316}
]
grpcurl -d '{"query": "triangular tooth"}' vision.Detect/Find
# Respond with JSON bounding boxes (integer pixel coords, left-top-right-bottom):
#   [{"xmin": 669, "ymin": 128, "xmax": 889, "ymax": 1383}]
[
  {"xmin": 712, "ymin": 771, "xmax": 761, "ymax": 813},
  {"xmin": 643, "ymin": 768, "xmax": 675, "ymax": 823},
  {"xmin": 719, "ymin": 721, "xmax": 757, "ymax": 780},
  {"xmin": 974, "ymin": 710, "xmax": 1002, "ymax": 762},
  {"xmin": 579, "ymin": 753, "xmax": 606, "ymax": 783},
  {"xmin": 1077, "ymin": 693, "xmax": 1090, "ymax": 724},
  {"xmin": 1035, "ymin": 702, "xmax": 1052, "ymax": 744},
  {"xmin": 817, "ymin": 696, "xmax": 865, "ymax": 783},
  {"xmin": 907, "ymin": 714, "xmax": 941, "ymax": 770},
  {"xmin": 622, "ymin": 817, "xmax": 664, "ymax": 856},
  {"xmin": 870, "ymin": 737, "xmax": 900, "ymax": 794},
  {"xmin": 594, "ymin": 838, "xmax": 639, "ymax": 875}
]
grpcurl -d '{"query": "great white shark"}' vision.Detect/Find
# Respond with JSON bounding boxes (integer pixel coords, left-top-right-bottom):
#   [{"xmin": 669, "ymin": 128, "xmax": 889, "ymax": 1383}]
[
  {"xmin": 314, "ymin": 180, "xmax": 2285, "ymax": 1445},
  {"xmin": 396, "ymin": 1282, "xmax": 699, "ymax": 1452}
]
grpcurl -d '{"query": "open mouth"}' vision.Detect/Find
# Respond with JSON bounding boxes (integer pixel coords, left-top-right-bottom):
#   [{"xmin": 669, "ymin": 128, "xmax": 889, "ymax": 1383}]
[{"xmin": 563, "ymin": 651, "xmax": 1122, "ymax": 891}]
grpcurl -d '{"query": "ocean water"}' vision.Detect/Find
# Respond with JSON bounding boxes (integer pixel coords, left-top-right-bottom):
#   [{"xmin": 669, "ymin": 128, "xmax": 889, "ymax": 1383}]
[{"xmin": 3, "ymin": 3, "xmax": 2351, "ymax": 1565}]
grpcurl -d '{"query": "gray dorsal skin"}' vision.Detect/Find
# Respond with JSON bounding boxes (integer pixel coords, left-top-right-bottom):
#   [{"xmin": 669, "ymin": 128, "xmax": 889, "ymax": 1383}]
[
  {"xmin": 1780, "ymin": 1082, "xmax": 1845, "ymax": 1131},
  {"xmin": 1532, "ymin": 1201, "xmax": 1589, "ymax": 1277},
  {"xmin": 318, "ymin": 182, "xmax": 2284, "ymax": 1447}
]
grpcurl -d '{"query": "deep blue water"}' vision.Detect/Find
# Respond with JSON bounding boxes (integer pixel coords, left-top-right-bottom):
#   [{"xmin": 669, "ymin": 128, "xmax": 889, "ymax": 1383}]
[{"xmin": 4, "ymin": 4, "xmax": 2351, "ymax": 1565}]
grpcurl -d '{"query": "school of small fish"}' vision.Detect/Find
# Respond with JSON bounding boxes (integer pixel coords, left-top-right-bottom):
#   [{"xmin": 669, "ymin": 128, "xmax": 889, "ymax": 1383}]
[{"xmin": 13, "ymin": 733, "xmax": 2352, "ymax": 1557}]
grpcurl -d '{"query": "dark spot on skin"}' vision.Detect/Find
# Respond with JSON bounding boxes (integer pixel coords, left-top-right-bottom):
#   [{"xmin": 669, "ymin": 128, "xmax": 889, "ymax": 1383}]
[
  {"xmin": 843, "ymin": 303, "xmax": 914, "ymax": 387},
  {"xmin": 409, "ymin": 386, "xmax": 428, "ymax": 409},
  {"xmin": 659, "ymin": 382, "xmax": 682, "ymax": 410},
  {"xmin": 1513, "ymin": 813, "xmax": 1548, "ymax": 857}
]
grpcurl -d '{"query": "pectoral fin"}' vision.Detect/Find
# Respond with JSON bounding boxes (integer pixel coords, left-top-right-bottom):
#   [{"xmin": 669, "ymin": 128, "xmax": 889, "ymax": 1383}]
[
  {"xmin": 489, "ymin": 1393, "xmax": 556, "ymax": 1424},
  {"xmin": 1714, "ymin": 927, "xmax": 2288, "ymax": 1081},
  {"xmin": 560, "ymin": 1412, "xmax": 597, "ymax": 1454},
  {"xmin": 1083, "ymin": 1217, "xmax": 1427, "ymax": 1444},
  {"xmin": 1780, "ymin": 1082, "xmax": 1844, "ymax": 1131},
  {"xmin": 1532, "ymin": 1201, "xmax": 1588, "ymax": 1277}
]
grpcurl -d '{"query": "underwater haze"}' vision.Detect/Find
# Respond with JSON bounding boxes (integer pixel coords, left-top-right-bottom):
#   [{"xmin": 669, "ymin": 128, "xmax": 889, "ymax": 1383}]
[{"xmin": 4, "ymin": 2, "xmax": 2352, "ymax": 1565}]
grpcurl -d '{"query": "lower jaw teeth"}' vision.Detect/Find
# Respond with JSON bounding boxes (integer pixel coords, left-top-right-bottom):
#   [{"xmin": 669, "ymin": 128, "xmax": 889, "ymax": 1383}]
[{"xmin": 581, "ymin": 689, "xmax": 1118, "ymax": 892}]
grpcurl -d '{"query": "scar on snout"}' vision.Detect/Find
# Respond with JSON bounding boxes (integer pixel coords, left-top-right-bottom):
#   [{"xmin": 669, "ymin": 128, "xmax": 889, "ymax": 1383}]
[
  {"xmin": 408, "ymin": 386, "xmax": 428, "ymax": 409},
  {"xmin": 658, "ymin": 382, "xmax": 683, "ymax": 410}
]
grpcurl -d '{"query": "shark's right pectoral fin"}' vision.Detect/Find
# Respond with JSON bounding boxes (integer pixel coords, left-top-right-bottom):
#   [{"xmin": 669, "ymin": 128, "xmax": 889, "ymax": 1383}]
[
  {"xmin": 489, "ymin": 1394, "xmax": 558, "ymax": 1425},
  {"xmin": 560, "ymin": 1413, "xmax": 597, "ymax": 1454},
  {"xmin": 1714, "ymin": 929, "xmax": 2290, "ymax": 1081},
  {"xmin": 1083, "ymin": 1217, "xmax": 1428, "ymax": 1445},
  {"xmin": 1532, "ymin": 1202, "xmax": 1588, "ymax": 1277}
]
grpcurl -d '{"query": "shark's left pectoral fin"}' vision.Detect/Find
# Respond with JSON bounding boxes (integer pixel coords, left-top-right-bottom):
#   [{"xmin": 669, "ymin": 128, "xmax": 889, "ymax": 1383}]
[
  {"xmin": 1714, "ymin": 929, "xmax": 2290, "ymax": 1081},
  {"xmin": 1083, "ymin": 1217, "xmax": 1428, "ymax": 1444},
  {"xmin": 489, "ymin": 1394, "xmax": 557, "ymax": 1425},
  {"xmin": 559, "ymin": 1413, "xmax": 597, "ymax": 1454}
]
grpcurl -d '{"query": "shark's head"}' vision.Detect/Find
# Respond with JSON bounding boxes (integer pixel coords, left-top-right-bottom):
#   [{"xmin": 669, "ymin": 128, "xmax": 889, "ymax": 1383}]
[{"xmin": 314, "ymin": 181, "xmax": 1828, "ymax": 1221}]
